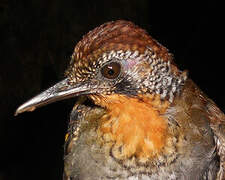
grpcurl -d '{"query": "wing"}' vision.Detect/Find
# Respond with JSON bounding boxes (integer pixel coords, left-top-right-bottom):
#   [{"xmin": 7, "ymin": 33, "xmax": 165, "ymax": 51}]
[
  {"xmin": 178, "ymin": 79, "xmax": 225, "ymax": 179},
  {"xmin": 206, "ymin": 99, "xmax": 225, "ymax": 180},
  {"xmin": 192, "ymin": 79, "xmax": 225, "ymax": 180}
]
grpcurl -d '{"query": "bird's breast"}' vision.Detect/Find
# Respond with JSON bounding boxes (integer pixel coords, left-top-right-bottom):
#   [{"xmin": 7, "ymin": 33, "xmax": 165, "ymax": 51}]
[
  {"xmin": 64, "ymin": 84, "xmax": 218, "ymax": 179},
  {"xmin": 91, "ymin": 94, "xmax": 175, "ymax": 162}
]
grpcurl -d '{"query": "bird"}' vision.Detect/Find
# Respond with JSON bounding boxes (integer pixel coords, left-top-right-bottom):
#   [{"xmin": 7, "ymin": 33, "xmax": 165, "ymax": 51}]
[{"xmin": 15, "ymin": 20, "xmax": 225, "ymax": 180}]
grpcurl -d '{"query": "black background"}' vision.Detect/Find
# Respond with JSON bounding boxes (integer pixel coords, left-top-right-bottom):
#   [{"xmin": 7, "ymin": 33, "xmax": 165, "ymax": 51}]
[{"xmin": 0, "ymin": 0, "xmax": 223, "ymax": 179}]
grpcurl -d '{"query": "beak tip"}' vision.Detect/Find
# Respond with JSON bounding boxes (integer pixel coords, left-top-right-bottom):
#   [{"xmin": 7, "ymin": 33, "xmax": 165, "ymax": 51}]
[
  {"xmin": 14, "ymin": 105, "xmax": 36, "ymax": 116},
  {"xmin": 14, "ymin": 110, "xmax": 19, "ymax": 116},
  {"xmin": 14, "ymin": 106, "xmax": 22, "ymax": 116}
]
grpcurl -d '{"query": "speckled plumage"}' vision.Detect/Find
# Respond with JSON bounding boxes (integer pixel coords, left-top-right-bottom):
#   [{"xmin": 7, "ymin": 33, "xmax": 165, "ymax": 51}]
[
  {"xmin": 63, "ymin": 79, "xmax": 223, "ymax": 180},
  {"xmin": 66, "ymin": 20, "xmax": 188, "ymax": 102},
  {"xmin": 15, "ymin": 20, "xmax": 225, "ymax": 180},
  {"xmin": 66, "ymin": 20, "xmax": 172, "ymax": 81}
]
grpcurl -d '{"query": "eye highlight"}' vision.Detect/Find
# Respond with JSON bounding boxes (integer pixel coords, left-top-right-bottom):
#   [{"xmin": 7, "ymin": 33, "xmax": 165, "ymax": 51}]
[{"xmin": 101, "ymin": 62, "xmax": 121, "ymax": 79}]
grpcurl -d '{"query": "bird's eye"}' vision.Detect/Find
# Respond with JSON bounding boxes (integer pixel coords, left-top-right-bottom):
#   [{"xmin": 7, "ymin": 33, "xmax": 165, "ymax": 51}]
[{"xmin": 101, "ymin": 62, "xmax": 121, "ymax": 79}]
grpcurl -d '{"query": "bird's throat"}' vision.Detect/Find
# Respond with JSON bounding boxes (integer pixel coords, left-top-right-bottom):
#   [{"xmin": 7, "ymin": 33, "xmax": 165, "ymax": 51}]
[{"xmin": 90, "ymin": 94, "xmax": 170, "ymax": 160}]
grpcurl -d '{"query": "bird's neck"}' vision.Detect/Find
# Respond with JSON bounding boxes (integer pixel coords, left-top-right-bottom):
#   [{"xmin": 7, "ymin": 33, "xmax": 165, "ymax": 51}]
[{"xmin": 90, "ymin": 94, "xmax": 172, "ymax": 161}]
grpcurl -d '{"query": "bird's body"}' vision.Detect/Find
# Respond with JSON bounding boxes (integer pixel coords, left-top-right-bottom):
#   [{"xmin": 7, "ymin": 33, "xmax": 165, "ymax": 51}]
[
  {"xmin": 15, "ymin": 20, "xmax": 225, "ymax": 180},
  {"xmin": 63, "ymin": 79, "xmax": 222, "ymax": 180}
]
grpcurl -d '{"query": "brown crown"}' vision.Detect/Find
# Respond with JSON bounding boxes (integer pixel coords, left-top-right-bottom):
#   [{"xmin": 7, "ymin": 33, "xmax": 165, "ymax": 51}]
[{"xmin": 66, "ymin": 20, "xmax": 173, "ymax": 78}]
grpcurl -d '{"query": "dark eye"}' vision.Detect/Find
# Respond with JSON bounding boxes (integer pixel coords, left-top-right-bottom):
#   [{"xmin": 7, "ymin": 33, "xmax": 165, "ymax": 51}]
[{"xmin": 101, "ymin": 62, "xmax": 121, "ymax": 79}]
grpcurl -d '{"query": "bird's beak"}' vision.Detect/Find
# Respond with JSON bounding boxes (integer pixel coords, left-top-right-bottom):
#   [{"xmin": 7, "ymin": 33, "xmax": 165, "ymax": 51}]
[{"xmin": 15, "ymin": 78, "xmax": 92, "ymax": 116}]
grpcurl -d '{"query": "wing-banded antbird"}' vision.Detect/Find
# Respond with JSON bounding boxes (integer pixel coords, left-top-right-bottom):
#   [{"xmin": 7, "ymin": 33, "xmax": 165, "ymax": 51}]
[{"xmin": 15, "ymin": 20, "xmax": 225, "ymax": 180}]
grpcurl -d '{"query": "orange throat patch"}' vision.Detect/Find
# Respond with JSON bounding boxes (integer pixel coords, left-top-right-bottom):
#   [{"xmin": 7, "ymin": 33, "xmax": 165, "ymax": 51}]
[{"xmin": 90, "ymin": 94, "xmax": 170, "ymax": 160}]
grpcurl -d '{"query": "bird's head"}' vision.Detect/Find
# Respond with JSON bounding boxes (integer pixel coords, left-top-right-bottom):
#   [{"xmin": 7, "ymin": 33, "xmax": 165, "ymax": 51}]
[{"xmin": 15, "ymin": 20, "xmax": 187, "ymax": 115}]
